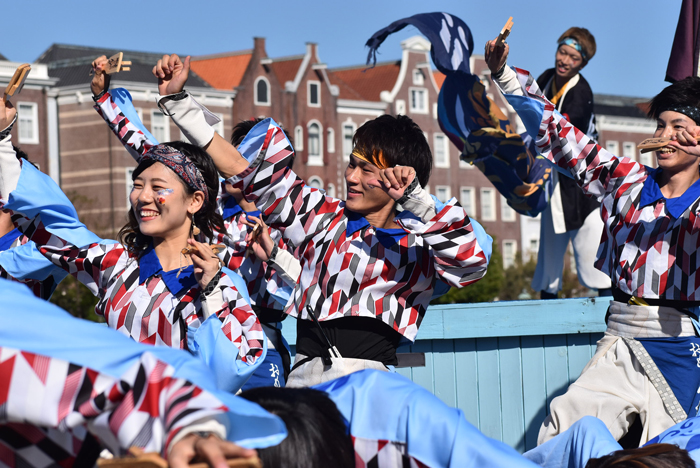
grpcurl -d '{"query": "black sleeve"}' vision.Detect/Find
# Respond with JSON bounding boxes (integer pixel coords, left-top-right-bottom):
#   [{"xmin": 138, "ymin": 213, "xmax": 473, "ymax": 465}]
[{"xmin": 559, "ymin": 77, "xmax": 594, "ymax": 133}]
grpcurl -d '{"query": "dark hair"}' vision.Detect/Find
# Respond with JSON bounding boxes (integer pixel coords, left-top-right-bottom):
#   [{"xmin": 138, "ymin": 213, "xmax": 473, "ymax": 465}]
[
  {"xmin": 352, "ymin": 114, "xmax": 432, "ymax": 187},
  {"xmin": 585, "ymin": 443, "xmax": 695, "ymax": 468},
  {"xmin": 230, "ymin": 118, "xmax": 295, "ymax": 169},
  {"xmin": 558, "ymin": 27, "xmax": 597, "ymax": 63},
  {"xmin": 648, "ymin": 76, "xmax": 700, "ymax": 121},
  {"xmin": 118, "ymin": 141, "xmax": 226, "ymax": 253},
  {"xmin": 13, "ymin": 145, "xmax": 38, "ymax": 169},
  {"xmin": 239, "ymin": 387, "xmax": 354, "ymax": 468}
]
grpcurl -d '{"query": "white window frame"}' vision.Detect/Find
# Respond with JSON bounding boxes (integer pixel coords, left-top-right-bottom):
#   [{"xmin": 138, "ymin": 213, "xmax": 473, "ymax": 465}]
[
  {"xmin": 622, "ymin": 141, "xmax": 636, "ymax": 161},
  {"xmin": 342, "ymin": 121, "xmax": 356, "ymax": 162},
  {"xmin": 435, "ymin": 185, "xmax": 451, "ymax": 203},
  {"xmin": 254, "ymin": 76, "xmax": 271, "ymax": 106},
  {"xmin": 459, "ymin": 158, "xmax": 474, "ymax": 169},
  {"xmin": 606, "ymin": 140, "xmax": 619, "ymax": 157},
  {"xmin": 17, "ymin": 101, "xmax": 39, "ymax": 145},
  {"xmin": 395, "ymin": 99, "xmax": 406, "ymax": 115},
  {"xmin": 308, "ymin": 176, "xmax": 324, "ymax": 190},
  {"xmin": 125, "ymin": 167, "xmax": 135, "ymax": 209},
  {"xmin": 295, "ymin": 126, "xmax": 304, "ymax": 151},
  {"xmin": 327, "ymin": 127, "xmax": 335, "ymax": 153},
  {"xmin": 151, "ymin": 109, "xmax": 170, "ymax": 142},
  {"xmin": 501, "ymin": 195, "xmax": 516, "ymax": 222},
  {"xmin": 412, "ymin": 69, "xmax": 425, "ymax": 86},
  {"xmin": 502, "ymin": 240, "xmax": 518, "ymax": 269},
  {"xmin": 433, "ymin": 133, "xmax": 450, "ymax": 168},
  {"xmin": 307, "ymin": 120, "xmax": 323, "ymax": 166},
  {"xmin": 460, "ymin": 187, "xmax": 476, "ymax": 217},
  {"xmin": 307, "ymin": 80, "xmax": 321, "ymax": 107},
  {"xmin": 480, "ymin": 188, "xmax": 496, "ymax": 222},
  {"xmin": 409, "ymin": 87, "xmax": 428, "ymax": 114}
]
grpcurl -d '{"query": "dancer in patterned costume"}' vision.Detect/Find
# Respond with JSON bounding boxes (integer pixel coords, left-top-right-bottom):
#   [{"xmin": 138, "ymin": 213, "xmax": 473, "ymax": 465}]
[
  {"xmin": 150, "ymin": 53, "xmax": 492, "ymax": 386},
  {"xmin": 0, "ymin": 84, "xmax": 265, "ymax": 393},
  {"xmin": 485, "ymin": 37, "xmax": 700, "ymax": 445},
  {"xmin": 0, "ymin": 278, "xmax": 285, "ymax": 468}
]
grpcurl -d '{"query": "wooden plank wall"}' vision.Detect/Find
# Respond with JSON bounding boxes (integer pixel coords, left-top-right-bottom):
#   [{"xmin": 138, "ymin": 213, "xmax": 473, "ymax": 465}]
[{"xmin": 283, "ymin": 298, "xmax": 610, "ymax": 452}]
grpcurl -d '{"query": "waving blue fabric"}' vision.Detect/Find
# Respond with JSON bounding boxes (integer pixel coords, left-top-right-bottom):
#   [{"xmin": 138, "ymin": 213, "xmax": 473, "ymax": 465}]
[
  {"xmin": 315, "ymin": 370, "xmax": 538, "ymax": 468},
  {"xmin": 0, "ymin": 278, "xmax": 286, "ymax": 448}
]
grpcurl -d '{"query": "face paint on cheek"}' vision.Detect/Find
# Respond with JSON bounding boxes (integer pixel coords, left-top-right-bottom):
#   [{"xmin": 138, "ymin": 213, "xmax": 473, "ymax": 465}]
[{"xmin": 156, "ymin": 188, "xmax": 174, "ymax": 205}]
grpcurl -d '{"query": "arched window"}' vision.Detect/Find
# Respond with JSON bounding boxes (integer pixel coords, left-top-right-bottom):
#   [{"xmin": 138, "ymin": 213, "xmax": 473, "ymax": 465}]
[
  {"xmin": 326, "ymin": 183, "xmax": 336, "ymax": 198},
  {"xmin": 294, "ymin": 126, "xmax": 304, "ymax": 151},
  {"xmin": 308, "ymin": 176, "xmax": 324, "ymax": 190},
  {"xmin": 254, "ymin": 77, "xmax": 270, "ymax": 106},
  {"xmin": 327, "ymin": 128, "xmax": 335, "ymax": 153},
  {"xmin": 307, "ymin": 121, "xmax": 323, "ymax": 166}
]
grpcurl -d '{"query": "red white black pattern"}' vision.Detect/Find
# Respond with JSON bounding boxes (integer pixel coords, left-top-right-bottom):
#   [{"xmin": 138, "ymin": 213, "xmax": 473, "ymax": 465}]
[
  {"xmin": 0, "ymin": 347, "xmax": 227, "ymax": 467},
  {"xmin": 0, "ymin": 235, "xmax": 58, "ymax": 301},
  {"xmin": 508, "ymin": 68, "xmax": 700, "ymax": 300},
  {"xmin": 353, "ymin": 436, "xmax": 428, "ymax": 468},
  {"xmin": 231, "ymin": 121, "xmax": 489, "ymax": 341}
]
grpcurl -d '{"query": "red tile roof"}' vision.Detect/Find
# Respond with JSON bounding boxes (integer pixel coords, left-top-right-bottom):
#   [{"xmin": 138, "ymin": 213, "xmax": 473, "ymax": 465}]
[
  {"xmin": 269, "ymin": 56, "xmax": 304, "ymax": 86},
  {"xmin": 433, "ymin": 71, "xmax": 445, "ymax": 90},
  {"xmin": 329, "ymin": 61, "xmax": 401, "ymax": 101},
  {"xmin": 190, "ymin": 51, "xmax": 253, "ymax": 90}
]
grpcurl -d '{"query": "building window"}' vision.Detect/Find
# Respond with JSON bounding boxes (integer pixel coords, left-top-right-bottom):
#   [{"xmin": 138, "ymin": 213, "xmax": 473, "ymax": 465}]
[
  {"xmin": 433, "ymin": 133, "xmax": 450, "ymax": 168},
  {"xmin": 342, "ymin": 122, "xmax": 356, "ymax": 161},
  {"xmin": 326, "ymin": 183, "xmax": 336, "ymax": 198},
  {"xmin": 308, "ymin": 81, "xmax": 321, "ymax": 107},
  {"xmin": 501, "ymin": 195, "xmax": 516, "ymax": 222},
  {"xmin": 623, "ymin": 141, "xmax": 636, "ymax": 161},
  {"xmin": 254, "ymin": 77, "xmax": 271, "ymax": 106},
  {"xmin": 605, "ymin": 140, "xmax": 619, "ymax": 157},
  {"xmin": 395, "ymin": 99, "xmax": 406, "ymax": 115},
  {"xmin": 412, "ymin": 69, "xmax": 425, "ymax": 86},
  {"xmin": 18, "ymin": 102, "xmax": 39, "ymax": 144},
  {"xmin": 640, "ymin": 151, "xmax": 653, "ymax": 167},
  {"xmin": 308, "ymin": 176, "xmax": 324, "ymax": 190},
  {"xmin": 125, "ymin": 167, "xmax": 135, "ymax": 208},
  {"xmin": 460, "ymin": 187, "xmax": 476, "ymax": 216},
  {"xmin": 327, "ymin": 128, "xmax": 335, "ymax": 153},
  {"xmin": 436, "ymin": 186, "xmax": 451, "ymax": 203},
  {"xmin": 503, "ymin": 240, "xmax": 517, "ymax": 269},
  {"xmin": 459, "ymin": 158, "xmax": 474, "ymax": 169},
  {"xmin": 307, "ymin": 121, "xmax": 323, "ymax": 166},
  {"xmin": 409, "ymin": 88, "xmax": 428, "ymax": 114},
  {"xmin": 295, "ymin": 126, "xmax": 304, "ymax": 151},
  {"xmin": 151, "ymin": 109, "xmax": 170, "ymax": 142},
  {"xmin": 480, "ymin": 188, "xmax": 496, "ymax": 221},
  {"xmin": 529, "ymin": 239, "xmax": 539, "ymax": 259}
]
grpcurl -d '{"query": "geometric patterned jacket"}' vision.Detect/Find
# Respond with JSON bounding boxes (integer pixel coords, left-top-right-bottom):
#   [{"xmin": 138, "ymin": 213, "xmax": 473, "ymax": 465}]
[
  {"xmin": 496, "ymin": 66, "xmax": 700, "ymax": 300},
  {"xmin": 231, "ymin": 118, "xmax": 491, "ymax": 341}
]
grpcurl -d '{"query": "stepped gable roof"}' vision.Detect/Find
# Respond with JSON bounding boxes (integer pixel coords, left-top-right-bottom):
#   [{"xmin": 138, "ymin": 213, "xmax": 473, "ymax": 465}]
[
  {"xmin": 36, "ymin": 44, "xmax": 212, "ymax": 89},
  {"xmin": 329, "ymin": 61, "xmax": 400, "ymax": 101},
  {"xmin": 268, "ymin": 55, "xmax": 305, "ymax": 86},
  {"xmin": 190, "ymin": 50, "xmax": 253, "ymax": 90}
]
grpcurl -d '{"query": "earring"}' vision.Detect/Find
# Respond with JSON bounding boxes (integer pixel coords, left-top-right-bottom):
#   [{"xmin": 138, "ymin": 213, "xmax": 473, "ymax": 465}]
[{"xmin": 191, "ymin": 213, "xmax": 201, "ymax": 236}]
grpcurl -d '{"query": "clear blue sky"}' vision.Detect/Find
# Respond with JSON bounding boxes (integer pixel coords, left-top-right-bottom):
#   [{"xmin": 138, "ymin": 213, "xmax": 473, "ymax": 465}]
[{"xmin": 6, "ymin": 0, "xmax": 683, "ymax": 98}]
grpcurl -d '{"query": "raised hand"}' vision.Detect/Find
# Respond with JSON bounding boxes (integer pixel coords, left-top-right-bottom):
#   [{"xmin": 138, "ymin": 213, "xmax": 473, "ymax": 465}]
[
  {"xmin": 90, "ymin": 55, "xmax": 111, "ymax": 96},
  {"xmin": 670, "ymin": 124, "xmax": 700, "ymax": 157},
  {"xmin": 241, "ymin": 214, "xmax": 275, "ymax": 261},
  {"xmin": 169, "ymin": 432, "xmax": 257, "ymax": 468},
  {"xmin": 152, "ymin": 54, "xmax": 190, "ymax": 96},
  {"xmin": 370, "ymin": 165, "xmax": 416, "ymax": 201},
  {"xmin": 484, "ymin": 39, "xmax": 510, "ymax": 76},
  {"xmin": 185, "ymin": 238, "xmax": 222, "ymax": 290},
  {"xmin": 0, "ymin": 96, "xmax": 16, "ymax": 132}
]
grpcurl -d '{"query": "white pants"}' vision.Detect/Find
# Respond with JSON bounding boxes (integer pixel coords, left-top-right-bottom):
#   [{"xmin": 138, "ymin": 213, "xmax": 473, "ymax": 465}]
[
  {"xmin": 286, "ymin": 353, "xmax": 388, "ymax": 388},
  {"xmin": 531, "ymin": 204, "xmax": 611, "ymax": 294}
]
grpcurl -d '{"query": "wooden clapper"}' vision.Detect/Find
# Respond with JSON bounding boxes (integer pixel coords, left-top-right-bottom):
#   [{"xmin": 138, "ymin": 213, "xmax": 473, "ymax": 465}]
[
  {"xmin": 4, "ymin": 63, "xmax": 31, "ymax": 102},
  {"xmin": 104, "ymin": 52, "xmax": 132, "ymax": 75}
]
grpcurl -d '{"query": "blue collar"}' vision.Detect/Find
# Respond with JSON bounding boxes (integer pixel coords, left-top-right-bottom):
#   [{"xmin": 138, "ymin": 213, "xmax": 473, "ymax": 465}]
[
  {"xmin": 639, "ymin": 167, "xmax": 700, "ymax": 219},
  {"xmin": 0, "ymin": 228, "xmax": 21, "ymax": 252},
  {"xmin": 139, "ymin": 243, "xmax": 198, "ymax": 294},
  {"xmin": 345, "ymin": 210, "xmax": 411, "ymax": 248},
  {"xmin": 222, "ymin": 196, "xmax": 261, "ymax": 221}
]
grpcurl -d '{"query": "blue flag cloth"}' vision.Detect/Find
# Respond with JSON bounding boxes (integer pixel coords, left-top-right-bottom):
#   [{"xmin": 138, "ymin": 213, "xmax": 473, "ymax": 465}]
[
  {"xmin": 646, "ymin": 416, "xmax": 700, "ymax": 465},
  {"xmin": 111, "ymin": 88, "xmax": 160, "ymax": 144},
  {"xmin": 0, "ymin": 278, "xmax": 286, "ymax": 449},
  {"xmin": 315, "ymin": 370, "xmax": 539, "ymax": 468},
  {"xmin": 365, "ymin": 12, "xmax": 473, "ymax": 75}
]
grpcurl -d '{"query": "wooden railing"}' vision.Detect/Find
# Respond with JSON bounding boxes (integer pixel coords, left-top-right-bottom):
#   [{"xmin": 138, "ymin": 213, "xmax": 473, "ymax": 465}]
[{"xmin": 282, "ymin": 297, "xmax": 609, "ymax": 452}]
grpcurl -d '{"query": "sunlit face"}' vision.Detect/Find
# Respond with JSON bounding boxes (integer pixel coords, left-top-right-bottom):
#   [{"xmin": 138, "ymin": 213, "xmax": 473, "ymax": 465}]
[
  {"xmin": 344, "ymin": 154, "xmax": 394, "ymax": 215},
  {"xmin": 554, "ymin": 44, "xmax": 585, "ymax": 81},
  {"xmin": 653, "ymin": 110, "xmax": 699, "ymax": 174},
  {"xmin": 129, "ymin": 162, "xmax": 204, "ymax": 240}
]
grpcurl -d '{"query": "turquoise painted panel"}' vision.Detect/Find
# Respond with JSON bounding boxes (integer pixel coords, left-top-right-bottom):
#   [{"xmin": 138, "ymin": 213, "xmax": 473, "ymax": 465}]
[
  {"xmin": 498, "ymin": 337, "xmax": 525, "ymax": 452},
  {"xmin": 410, "ymin": 340, "xmax": 434, "ymax": 393},
  {"xmin": 566, "ymin": 333, "xmax": 594, "ymax": 385},
  {"xmin": 454, "ymin": 338, "xmax": 479, "ymax": 427},
  {"xmin": 476, "ymin": 337, "xmax": 502, "ymax": 440},
  {"xmin": 543, "ymin": 335, "xmax": 571, "ymax": 412},
  {"xmin": 521, "ymin": 336, "xmax": 547, "ymax": 451},
  {"xmin": 432, "ymin": 340, "xmax": 457, "ymax": 407}
]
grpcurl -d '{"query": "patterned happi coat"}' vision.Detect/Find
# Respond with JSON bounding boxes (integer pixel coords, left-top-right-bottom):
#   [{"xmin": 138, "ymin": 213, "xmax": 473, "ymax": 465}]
[
  {"xmin": 231, "ymin": 118, "xmax": 490, "ymax": 341},
  {"xmin": 0, "ymin": 231, "xmax": 64, "ymax": 300},
  {"xmin": 498, "ymin": 67, "xmax": 700, "ymax": 300}
]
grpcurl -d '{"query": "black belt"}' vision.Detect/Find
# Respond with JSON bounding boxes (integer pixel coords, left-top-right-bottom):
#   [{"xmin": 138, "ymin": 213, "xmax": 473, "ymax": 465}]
[{"xmin": 612, "ymin": 288, "xmax": 700, "ymax": 311}]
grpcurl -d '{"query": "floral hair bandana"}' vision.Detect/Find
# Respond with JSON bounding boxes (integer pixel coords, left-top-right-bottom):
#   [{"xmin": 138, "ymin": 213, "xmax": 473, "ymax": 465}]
[
  {"xmin": 558, "ymin": 37, "xmax": 587, "ymax": 61},
  {"xmin": 141, "ymin": 145, "xmax": 209, "ymax": 203}
]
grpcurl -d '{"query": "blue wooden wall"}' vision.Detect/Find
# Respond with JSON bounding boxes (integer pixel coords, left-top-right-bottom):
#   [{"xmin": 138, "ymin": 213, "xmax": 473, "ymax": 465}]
[{"xmin": 282, "ymin": 297, "xmax": 609, "ymax": 453}]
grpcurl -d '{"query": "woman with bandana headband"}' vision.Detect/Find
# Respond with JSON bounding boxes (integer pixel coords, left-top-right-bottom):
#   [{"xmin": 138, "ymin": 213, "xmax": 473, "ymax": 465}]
[
  {"xmin": 0, "ymin": 60, "xmax": 267, "ymax": 393},
  {"xmin": 486, "ymin": 34, "xmax": 700, "ymax": 446}
]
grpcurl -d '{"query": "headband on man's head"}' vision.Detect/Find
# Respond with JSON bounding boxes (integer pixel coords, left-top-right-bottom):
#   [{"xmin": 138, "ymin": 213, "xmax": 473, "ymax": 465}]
[
  {"xmin": 141, "ymin": 145, "xmax": 209, "ymax": 203},
  {"xmin": 661, "ymin": 106, "xmax": 700, "ymax": 125},
  {"xmin": 558, "ymin": 37, "xmax": 587, "ymax": 62},
  {"xmin": 351, "ymin": 149, "xmax": 389, "ymax": 169}
]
